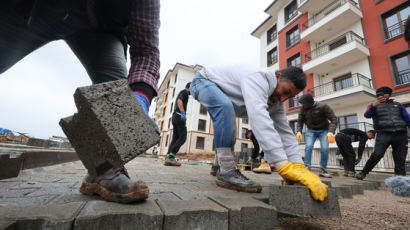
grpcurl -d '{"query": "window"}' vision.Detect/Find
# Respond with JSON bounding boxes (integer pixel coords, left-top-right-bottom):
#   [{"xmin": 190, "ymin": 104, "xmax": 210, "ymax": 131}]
[
  {"xmin": 172, "ymin": 88, "xmax": 176, "ymax": 98},
  {"xmin": 198, "ymin": 119, "xmax": 207, "ymax": 131},
  {"xmin": 391, "ymin": 51, "xmax": 410, "ymax": 86},
  {"xmin": 175, "ymin": 74, "xmax": 178, "ymax": 83},
  {"xmin": 170, "ymin": 102, "xmax": 174, "ymax": 112},
  {"xmin": 164, "ymin": 92, "xmax": 168, "ymax": 103},
  {"xmin": 241, "ymin": 143, "xmax": 248, "ymax": 152},
  {"xmin": 285, "ymin": 0, "xmax": 298, "ymax": 23},
  {"xmin": 241, "ymin": 128, "xmax": 248, "ymax": 139},
  {"xmin": 168, "ymin": 118, "xmax": 171, "ymax": 129},
  {"xmin": 339, "ymin": 114, "xmax": 358, "ymax": 130},
  {"xmin": 242, "ymin": 118, "xmax": 248, "ymax": 124},
  {"xmin": 199, "ymin": 104, "xmax": 207, "ymax": 115},
  {"xmin": 382, "ymin": 3, "xmax": 409, "ymax": 40},
  {"xmin": 267, "ymin": 47, "xmax": 278, "ymax": 66},
  {"xmin": 166, "ymin": 80, "xmax": 170, "ymax": 88},
  {"xmin": 288, "ymin": 91, "xmax": 303, "ymax": 109},
  {"xmin": 196, "ymin": 136, "xmax": 205, "ymax": 149},
  {"xmin": 333, "ymin": 73, "xmax": 353, "ymax": 91},
  {"xmin": 287, "ymin": 53, "xmax": 301, "ymax": 68},
  {"xmin": 286, "ymin": 25, "xmax": 300, "ymax": 48},
  {"xmin": 162, "ymin": 107, "xmax": 166, "ymax": 117},
  {"xmin": 165, "ymin": 134, "xmax": 169, "ymax": 147},
  {"xmin": 267, "ymin": 25, "xmax": 277, "ymax": 44},
  {"xmin": 161, "ymin": 121, "xmax": 164, "ymax": 131}
]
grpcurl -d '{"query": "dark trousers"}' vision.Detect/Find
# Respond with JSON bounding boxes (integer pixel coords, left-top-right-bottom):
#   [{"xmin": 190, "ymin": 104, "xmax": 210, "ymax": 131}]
[
  {"xmin": 335, "ymin": 133, "xmax": 355, "ymax": 172},
  {"xmin": 362, "ymin": 132, "xmax": 408, "ymax": 176},
  {"xmin": 167, "ymin": 113, "xmax": 187, "ymax": 155},
  {"xmin": 251, "ymin": 150, "xmax": 264, "ymax": 160},
  {"xmin": 0, "ymin": 1, "xmax": 127, "ymax": 83}
]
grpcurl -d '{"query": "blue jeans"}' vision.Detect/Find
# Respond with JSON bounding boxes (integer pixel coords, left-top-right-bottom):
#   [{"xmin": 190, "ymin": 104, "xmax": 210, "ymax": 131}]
[
  {"xmin": 190, "ymin": 73, "xmax": 236, "ymax": 148},
  {"xmin": 304, "ymin": 129, "xmax": 329, "ymax": 169}
]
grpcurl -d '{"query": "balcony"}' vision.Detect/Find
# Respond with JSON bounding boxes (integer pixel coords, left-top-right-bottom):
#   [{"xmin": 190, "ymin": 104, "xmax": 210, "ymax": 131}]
[
  {"xmin": 384, "ymin": 19, "xmax": 406, "ymax": 41},
  {"xmin": 308, "ymin": 73, "xmax": 375, "ymax": 108},
  {"xmin": 394, "ymin": 69, "xmax": 410, "ymax": 87},
  {"xmin": 301, "ymin": 0, "xmax": 362, "ymax": 42},
  {"xmin": 298, "ymin": 0, "xmax": 332, "ymax": 14},
  {"xmin": 303, "ymin": 31, "xmax": 369, "ymax": 74}
]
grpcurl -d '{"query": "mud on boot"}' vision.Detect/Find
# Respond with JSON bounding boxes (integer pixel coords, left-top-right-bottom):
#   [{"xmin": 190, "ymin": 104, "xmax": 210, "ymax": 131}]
[{"xmin": 80, "ymin": 168, "xmax": 149, "ymax": 203}]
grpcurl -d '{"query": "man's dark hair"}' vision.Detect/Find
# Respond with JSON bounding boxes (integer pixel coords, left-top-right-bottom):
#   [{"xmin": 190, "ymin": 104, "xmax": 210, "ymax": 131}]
[
  {"xmin": 278, "ymin": 66, "xmax": 306, "ymax": 90},
  {"xmin": 376, "ymin": 86, "xmax": 392, "ymax": 95},
  {"xmin": 186, "ymin": 82, "xmax": 191, "ymax": 89},
  {"xmin": 367, "ymin": 130, "xmax": 376, "ymax": 136}
]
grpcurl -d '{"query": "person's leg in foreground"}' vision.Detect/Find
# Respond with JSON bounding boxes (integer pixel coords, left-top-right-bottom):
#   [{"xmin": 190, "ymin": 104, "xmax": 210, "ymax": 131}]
[{"xmin": 190, "ymin": 73, "xmax": 262, "ymax": 192}]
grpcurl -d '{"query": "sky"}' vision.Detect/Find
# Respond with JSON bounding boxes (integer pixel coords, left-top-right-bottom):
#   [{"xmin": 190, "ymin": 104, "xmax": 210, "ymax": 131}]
[{"xmin": 0, "ymin": 0, "xmax": 272, "ymax": 139}]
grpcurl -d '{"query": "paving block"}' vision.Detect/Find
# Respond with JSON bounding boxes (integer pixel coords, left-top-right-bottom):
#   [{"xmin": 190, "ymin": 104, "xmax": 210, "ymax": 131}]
[
  {"xmin": 335, "ymin": 186, "xmax": 353, "ymax": 199},
  {"xmin": 74, "ymin": 200, "xmax": 163, "ymax": 230},
  {"xmin": 343, "ymin": 184, "xmax": 364, "ymax": 195},
  {"xmin": 157, "ymin": 199, "xmax": 228, "ymax": 230},
  {"xmin": 359, "ymin": 181, "xmax": 379, "ymax": 190},
  {"xmin": 0, "ymin": 202, "xmax": 85, "ymax": 230},
  {"xmin": 60, "ymin": 80, "xmax": 160, "ymax": 176},
  {"xmin": 0, "ymin": 153, "xmax": 23, "ymax": 180},
  {"xmin": 0, "ymin": 220, "xmax": 15, "ymax": 230},
  {"xmin": 269, "ymin": 185, "xmax": 341, "ymax": 217},
  {"xmin": 210, "ymin": 197, "xmax": 277, "ymax": 230}
]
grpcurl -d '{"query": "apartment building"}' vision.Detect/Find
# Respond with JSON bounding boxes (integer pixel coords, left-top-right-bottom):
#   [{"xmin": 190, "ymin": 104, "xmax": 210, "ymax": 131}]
[
  {"xmin": 251, "ymin": 0, "xmax": 409, "ymax": 171},
  {"xmin": 153, "ymin": 63, "xmax": 253, "ymax": 155}
]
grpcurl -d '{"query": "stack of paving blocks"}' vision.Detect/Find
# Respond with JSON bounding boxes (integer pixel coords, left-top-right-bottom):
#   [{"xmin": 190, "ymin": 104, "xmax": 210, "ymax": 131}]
[{"xmin": 60, "ymin": 80, "xmax": 160, "ymax": 176}]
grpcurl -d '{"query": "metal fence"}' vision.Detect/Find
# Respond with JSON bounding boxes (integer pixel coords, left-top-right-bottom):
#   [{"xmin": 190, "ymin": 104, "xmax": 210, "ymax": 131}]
[
  {"xmin": 304, "ymin": 31, "xmax": 365, "ymax": 63},
  {"xmin": 394, "ymin": 68, "xmax": 410, "ymax": 87},
  {"xmin": 308, "ymin": 73, "xmax": 373, "ymax": 98},
  {"xmin": 384, "ymin": 19, "xmax": 406, "ymax": 40}
]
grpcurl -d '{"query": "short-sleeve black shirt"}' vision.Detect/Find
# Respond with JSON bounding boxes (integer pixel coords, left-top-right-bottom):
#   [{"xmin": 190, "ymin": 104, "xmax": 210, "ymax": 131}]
[{"xmin": 174, "ymin": 89, "xmax": 189, "ymax": 113}]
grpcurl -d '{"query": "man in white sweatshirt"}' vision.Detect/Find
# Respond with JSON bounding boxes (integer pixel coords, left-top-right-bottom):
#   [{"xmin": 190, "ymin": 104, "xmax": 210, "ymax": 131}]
[{"xmin": 190, "ymin": 65, "xmax": 328, "ymax": 201}]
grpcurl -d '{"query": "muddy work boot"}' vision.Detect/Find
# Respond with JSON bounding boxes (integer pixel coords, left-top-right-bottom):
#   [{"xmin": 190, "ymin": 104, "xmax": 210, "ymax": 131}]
[
  {"xmin": 164, "ymin": 153, "xmax": 181, "ymax": 166},
  {"xmin": 216, "ymin": 169, "xmax": 262, "ymax": 193},
  {"xmin": 80, "ymin": 168, "xmax": 149, "ymax": 203},
  {"xmin": 319, "ymin": 168, "xmax": 332, "ymax": 178},
  {"xmin": 356, "ymin": 172, "xmax": 367, "ymax": 180},
  {"xmin": 210, "ymin": 164, "xmax": 219, "ymax": 176},
  {"xmin": 252, "ymin": 159, "xmax": 272, "ymax": 174}
]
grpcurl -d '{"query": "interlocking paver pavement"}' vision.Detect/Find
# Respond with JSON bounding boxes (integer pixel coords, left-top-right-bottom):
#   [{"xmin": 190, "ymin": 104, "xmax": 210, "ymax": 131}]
[{"xmin": 0, "ymin": 156, "xmax": 390, "ymax": 229}]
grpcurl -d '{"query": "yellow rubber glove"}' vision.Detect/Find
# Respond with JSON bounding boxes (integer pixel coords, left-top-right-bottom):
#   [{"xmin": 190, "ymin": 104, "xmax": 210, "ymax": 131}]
[
  {"xmin": 277, "ymin": 162, "xmax": 328, "ymax": 201},
  {"xmin": 296, "ymin": 132, "xmax": 303, "ymax": 143},
  {"xmin": 325, "ymin": 132, "xmax": 335, "ymax": 143}
]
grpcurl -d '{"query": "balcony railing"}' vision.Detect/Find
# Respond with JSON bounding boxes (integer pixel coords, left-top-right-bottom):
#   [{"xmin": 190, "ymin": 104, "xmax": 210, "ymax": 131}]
[
  {"xmin": 308, "ymin": 73, "xmax": 372, "ymax": 98},
  {"xmin": 301, "ymin": 0, "xmax": 360, "ymax": 31},
  {"xmin": 304, "ymin": 31, "xmax": 365, "ymax": 63},
  {"xmin": 384, "ymin": 19, "xmax": 406, "ymax": 40},
  {"xmin": 298, "ymin": 122, "xmax": 373, "ymax": 144},
  {"xmin": 394, "ymin": 68, "xmax": 410, "ymax": 87}
]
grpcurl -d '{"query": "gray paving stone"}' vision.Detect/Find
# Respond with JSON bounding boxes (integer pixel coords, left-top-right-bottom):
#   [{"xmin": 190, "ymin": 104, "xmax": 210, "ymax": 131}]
[
  {"xmin": 74, "ymin": 200, "xmax": 163, "ymax": 230},
  {"xmin": 343, "ymin": 183, "xmax": 364, "ymax": 195},
  {"xmin": 359, "ymin": 181, "xmax": 379, "ymax": 190},
  {"xmin": 148, "ymin": 192, "xmax": 181, "ymax": 201},
  {"xmin": 157, "ymin": 199, "xmax": 228, "ymax": 230},
  {"xmin": 269, "ymin": 185, "xmax": 341, "ymax": 217},
  {"xmin": 0, "ymin": 202, "xmax": 84, "ymax": 230},
  {"xmin": 210, "ymin": 197, "xmax": 277, "ymax": 230},
  {"xmin": 0, "ymin": 153, "xmax": 23, "ymax": 180},
  {"xmin": 0, "ymin": 220, "xmax": 15, "ymax": 230},
  {"xmin": 334, "ymin": 186, "xmax": 353, "ymax": 199},
  {"xmin": 60, "ymin": 80, "xmax": 160, "ymax": 176}
]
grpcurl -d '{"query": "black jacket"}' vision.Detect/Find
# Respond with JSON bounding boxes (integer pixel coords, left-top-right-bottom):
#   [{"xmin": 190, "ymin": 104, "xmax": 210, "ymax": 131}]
[
  {"xmin": 371, "ymin": 100, "xmax": 407, "ymax": 133},
  {"xmin": 297, "ymin": 102, "xmax": 338, "ymax": 133}
]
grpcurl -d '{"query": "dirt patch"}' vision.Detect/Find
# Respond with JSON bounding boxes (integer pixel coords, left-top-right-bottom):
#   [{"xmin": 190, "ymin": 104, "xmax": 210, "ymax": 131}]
[
  {"xmin": 175, "ymin": 153, "xmax": 215, "ymax": 161},
  {"xmin": 278, "ymin": 187, "xmax": 410, "ymax": 230}
]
